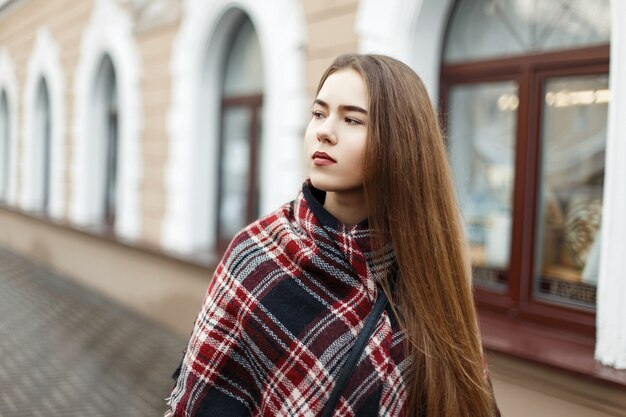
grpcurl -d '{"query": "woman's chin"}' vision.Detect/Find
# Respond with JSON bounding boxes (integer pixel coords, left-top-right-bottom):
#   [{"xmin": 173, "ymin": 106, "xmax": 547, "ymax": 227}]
[
  {"xmin": 309, "ymin": 175, "xmax": 362, "ymax": 194},
  {"xmin": 308, "ymin": 174, "xmax": 337, "ymax": 192}
]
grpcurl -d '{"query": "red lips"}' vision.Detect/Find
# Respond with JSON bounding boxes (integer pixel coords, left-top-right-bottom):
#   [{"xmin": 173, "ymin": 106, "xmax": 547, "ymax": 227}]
[{"xmin": 312, "ymin": 151, "xmax": 336, "ymax": 166}]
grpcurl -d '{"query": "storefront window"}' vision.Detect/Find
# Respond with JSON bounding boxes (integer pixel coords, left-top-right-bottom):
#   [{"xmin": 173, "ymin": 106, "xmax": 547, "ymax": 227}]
[{"xmin": 441, "ymin": 0, "xmax": 610, "ymax": 331}]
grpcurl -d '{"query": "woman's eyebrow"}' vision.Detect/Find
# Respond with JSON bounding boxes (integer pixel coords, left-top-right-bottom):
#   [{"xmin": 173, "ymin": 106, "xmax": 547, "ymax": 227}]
[
  {"xmin": 342, "ymin": 105, "xmax": 368, "ymax": 115},
  {"xmin": 313, "ymin": 99, "xmax": 368, "ymax": 114}
]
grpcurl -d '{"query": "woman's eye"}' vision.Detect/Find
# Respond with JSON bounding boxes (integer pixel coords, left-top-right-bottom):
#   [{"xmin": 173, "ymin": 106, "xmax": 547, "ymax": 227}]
[
  {"xmin": 312, "ymin": 111, "xmax": 325, "ymax": 119},
  {"xmin": 345, "ymin": 117, "xmax": 362, "ymax": 125}
]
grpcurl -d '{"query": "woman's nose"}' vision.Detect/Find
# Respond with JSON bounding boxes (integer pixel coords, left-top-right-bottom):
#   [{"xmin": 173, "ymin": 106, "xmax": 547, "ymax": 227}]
[{"xmin": 316, "ymin": 118, "xmax": 337, "ymax": 144}]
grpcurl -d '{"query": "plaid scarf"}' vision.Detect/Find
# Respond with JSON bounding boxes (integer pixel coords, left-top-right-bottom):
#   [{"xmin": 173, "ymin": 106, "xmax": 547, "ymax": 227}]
[{"xmin": 166, "ymin": 182, "xmax": 409, "ymax": 416}]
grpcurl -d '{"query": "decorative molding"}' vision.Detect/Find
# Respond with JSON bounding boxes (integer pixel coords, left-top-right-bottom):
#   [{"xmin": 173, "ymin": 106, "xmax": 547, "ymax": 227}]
[
  {"xmin": 596, "ymin": 0, "xmax": 626, "ymax": 369},
  {"xmin": 117, "ymin": 0, "xmax": 180, "ymax": 33},
  {"xmin": 21, "ymin": 27, "xmax": 65, "ymax": 219},
  {"xmin": 0, "ymin": 48, "xmax": 19, "ymax": 205},
  {"xmin": 162, "ymin": 0, "xmax": 307, "ymax": 254},
  {"xmin": 71, "ymin": 0, "xmax": 142, "ymax": 241}
]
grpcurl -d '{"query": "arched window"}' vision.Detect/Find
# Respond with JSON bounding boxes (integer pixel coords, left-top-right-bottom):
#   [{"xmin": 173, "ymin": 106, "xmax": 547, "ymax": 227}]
[
  {"xmin": 93, "ymin": 55, "xmax": 118, "ymax": 231},
  {"xmin": 441, "ymin": 0, "xmax": 610, "ymax": 332},
  {"xmin": 215, "ymin": 15, "xmax": 263, "ymax": 250},
  {"xmin": 164, "ymin": 0, "xmax": 306, "ymax": 255},
  {"xmin": 33, "ymin": 77, "xmax": 52, "ymax": 213},
  {"xmin": 21, "ymin": 27, "xmax": 65, "ymax": 218},
  {"xmin": 71, "ymin": 0, "xmax": 141, "ymax": 240},
  {"xmin": 0, "ymin": 90, "xmax": 9, "ymax": 201}
]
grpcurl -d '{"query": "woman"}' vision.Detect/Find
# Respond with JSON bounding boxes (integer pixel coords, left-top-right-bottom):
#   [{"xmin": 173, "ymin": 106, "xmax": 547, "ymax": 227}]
[{"xmin": 166, "ymin": 54, "xmax": 499, "ymax": 417}]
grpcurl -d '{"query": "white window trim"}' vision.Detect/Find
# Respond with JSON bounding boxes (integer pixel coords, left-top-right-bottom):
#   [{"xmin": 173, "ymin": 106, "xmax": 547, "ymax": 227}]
[
  {"xmin": 71, "ymin": 0, "xmax": 142, "ymax": 241},
  {"xmin": 357, "ymin": 0, "xmax": 626, "ymax": 370},
  {"xmin": 0, "ymin": 48, "xmax": 19, "ymax": 205},
  {"xmin": 162, "ymin": 0, "xmax": 307, "ymax": 254},
  {"xmin": 21, "ymin": 27, "xmax": 65, "ymax": 218},
  {"xmin": 596, "ymin": 0, "xmax": 626, "ymax": 369},
  {"xmin": 356, "ymin": 0, "xmax": 453, "ymax": 101}
]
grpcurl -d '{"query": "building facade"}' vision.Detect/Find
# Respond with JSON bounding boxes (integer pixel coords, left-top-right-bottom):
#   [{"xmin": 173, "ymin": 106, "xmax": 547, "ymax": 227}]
[{"xmin": 1, "ymin": 0, "xmax": 625, "ymax": 415}]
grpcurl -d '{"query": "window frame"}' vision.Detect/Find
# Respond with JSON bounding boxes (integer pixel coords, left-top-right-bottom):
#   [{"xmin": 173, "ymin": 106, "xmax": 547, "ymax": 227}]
[{"xmin": 440, "ymin": 44, "xmax": 610, "ymax": 339}]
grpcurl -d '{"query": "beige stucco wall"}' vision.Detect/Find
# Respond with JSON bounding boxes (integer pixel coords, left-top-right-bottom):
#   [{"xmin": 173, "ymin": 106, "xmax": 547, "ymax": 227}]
[
  {"xmin": 0, "ymin": 206, "xmax": 209, "ymax": 335},
  {"xmin": 136, "ymin": 21, "xmax": 179, "ymax": 247},
  {"xmin": 0, "ymin": 0, "xmax": 93, "ymax": 217},
  {"xmin": 302, "ymin": 0, "xmax": 360, "ymax": 96}
]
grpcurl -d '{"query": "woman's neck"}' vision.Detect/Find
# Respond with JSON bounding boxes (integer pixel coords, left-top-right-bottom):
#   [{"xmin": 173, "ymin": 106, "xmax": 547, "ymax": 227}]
[{"xmin": 323, "ymin": 189, "xmax": 368, "ymax": 227}]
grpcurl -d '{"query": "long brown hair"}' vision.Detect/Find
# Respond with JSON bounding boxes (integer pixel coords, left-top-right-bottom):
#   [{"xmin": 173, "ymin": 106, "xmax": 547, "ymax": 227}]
[{"xmin": 316, "ymin": 54, "xmax": 495, "ymax": 416}]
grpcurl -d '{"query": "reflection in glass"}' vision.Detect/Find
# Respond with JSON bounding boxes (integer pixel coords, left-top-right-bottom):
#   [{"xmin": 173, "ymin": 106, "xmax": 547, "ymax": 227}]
[
  {"xmin": 444, "ymin": 0, "xmax": 610, "ymax": 63},
  {"xmin": 448, "ymin": 81, "xmax": 518, "ymax": 290},
  {"xmin": 535, "ymin": 74, "xmax": 608, "ymax": 308}
]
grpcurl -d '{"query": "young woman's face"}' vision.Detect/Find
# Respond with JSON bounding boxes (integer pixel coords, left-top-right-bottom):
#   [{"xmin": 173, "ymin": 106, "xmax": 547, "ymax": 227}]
[{"xmin": 304, "ymin": 69, "xmax": 368, "ymax": 194}]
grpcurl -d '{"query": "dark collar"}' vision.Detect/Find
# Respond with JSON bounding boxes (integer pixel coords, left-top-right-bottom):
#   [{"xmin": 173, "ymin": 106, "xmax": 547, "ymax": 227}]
[{"xmin": 301, "ymin": 181, "xmax": 369, "ymax": 232}]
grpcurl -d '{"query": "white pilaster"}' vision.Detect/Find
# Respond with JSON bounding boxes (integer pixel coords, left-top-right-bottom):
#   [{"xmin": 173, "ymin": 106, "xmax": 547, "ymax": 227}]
[
  {"xmin": 0, "ymin": 48, "xmax": 19, "ymax": 205},
  {"xmin": 595, "ymin": 0, "xmax": 626, "ymax": 369}
]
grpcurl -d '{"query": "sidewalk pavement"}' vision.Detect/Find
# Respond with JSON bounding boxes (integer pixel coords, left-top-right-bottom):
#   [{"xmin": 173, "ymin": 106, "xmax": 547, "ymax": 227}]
[{"xmin": 0, "ymin": 247, "xmax": 187, "ymax": 417}]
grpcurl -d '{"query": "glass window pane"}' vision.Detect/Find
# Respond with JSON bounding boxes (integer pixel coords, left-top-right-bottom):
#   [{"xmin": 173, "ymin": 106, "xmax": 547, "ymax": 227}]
[
  {"xmin": 535, "ymin": 74, "xmax": 608, "ymax": 308},
  {"xmin": 102, "ymin": 58, "xmax": 118, "ymax": 228},
  {"xmin": 448, "ymin": 81, "xmax": 518, "ymax": 290},
  {"xmin": 444, "ymin": 0, "xmax": 610, "ymax": 64},
  {"xmin": 223, "ymin": 17, "xmax": 263, "ymax": 98},
  {"xmin": 219, "ymin": 107, "xmax": 252, "ymax": 241},
  {"xmin": 0, "ymin": 91, "xmax": 9, "ymax": 200},
  {"xmin": 35, "ymin": 79, "xmax": 51, "ymax": 212}
]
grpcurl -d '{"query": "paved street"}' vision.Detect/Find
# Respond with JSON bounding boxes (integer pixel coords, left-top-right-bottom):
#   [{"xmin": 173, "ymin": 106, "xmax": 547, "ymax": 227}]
[{"xmin": 0, "ymin": 247, "xmax": 187, "ymax": 417}]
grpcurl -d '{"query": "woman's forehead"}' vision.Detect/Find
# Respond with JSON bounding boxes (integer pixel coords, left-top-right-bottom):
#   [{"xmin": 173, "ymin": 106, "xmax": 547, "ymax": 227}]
[{"xmin": 317, "ymin": 69, "xmax": 368, "ymax": 109}]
